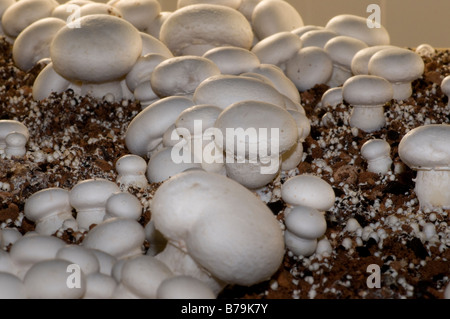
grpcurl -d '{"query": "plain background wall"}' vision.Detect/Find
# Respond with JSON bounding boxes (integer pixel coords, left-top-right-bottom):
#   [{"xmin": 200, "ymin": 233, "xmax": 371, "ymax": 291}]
[{"xmin": 159, "ymin": 0, "xmax": 450, "ymax": 48}]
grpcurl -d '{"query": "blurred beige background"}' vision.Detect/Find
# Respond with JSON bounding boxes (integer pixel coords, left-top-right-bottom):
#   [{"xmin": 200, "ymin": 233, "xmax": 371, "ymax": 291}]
[{"xmin": 160, "ymin": 0, "xmax": 450, "ymax": 48}]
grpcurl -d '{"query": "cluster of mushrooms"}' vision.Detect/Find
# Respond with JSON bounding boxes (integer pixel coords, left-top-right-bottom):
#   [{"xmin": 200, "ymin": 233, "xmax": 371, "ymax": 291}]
[{"xmin": 0, "ymin": 0, "xmax": 449, "ymax": 299}]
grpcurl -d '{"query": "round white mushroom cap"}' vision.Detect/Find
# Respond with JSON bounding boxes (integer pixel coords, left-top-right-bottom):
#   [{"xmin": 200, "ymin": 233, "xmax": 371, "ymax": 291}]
[
  {"xmin": 291, "ymin": 25, "xmax": 323, "ymax": 38},
  {"xmin": 285, "ymin": 46, "xmax": 333, "ymax": 92},
  {"xmin": 104, "ymin": 192, "xmax": 143, "ymax": 220},
  {"xmin": 139, "ymin": 32, "xmax": 174, "ymax": 57},
  {"xmin": 157, "ymin": 275, "xmax": 216, "ymax": 299},
  {"xmin": 150, "ymin": 55, "xmax": 221, "ymax": 98},
  {"xmin": 176, "ymin": 104, "xmax": 223, "ymax": 135},
  {"xmin": 160, "ymin": 4, "xmax": 253, "ymax": 56},
  {"xmin": 0, "ymin": 272, "xmax": 26, "ymax": 299},
  {"xmin": 285, "ymin": 206, "xmax": 327, "ymax": 240},
  {"xmin": 440, "ymin": 75, "xmax": 450, "ymax": 99},
  {"xmin": 284, "ymin": 230, "xmax": 317, "ymax": 257},
  {"xmin": 351, "ymin": 45, "xmax": 394, "ymax": 75},
  {"xmin": 5, "ymin": 131, "xmax": 28, "ymax": 157},
  {"xmin": 12, "ymin": 17, "xmax": 66, "ymax": 72},
  {"xmin": 300, "ymin": 29, "xmax": 338, "ymax": 48},
  {"xmin": 108, "ymin": 0, "xmax": 161, "ymax": 31},
  {"xmin": 343, "ymin": 75, "xmax": 393, "ymax": 106},
  {"xmin": 324, "ymin": 35, "xmax": 368, "ymax": 70},
  {"xmin": 398, "ymin": 124, "xmax": 450, "ymax": 170},
  {"xmin": 281, "ymin": 174, "xmax": 336, "ymax": 211},
  {"xmin": 0, "ymin": 120, "xmax": 29, "ymax": 149},
  {"xmin": 83, "ymin": 272, "xmax": 117, "ymax": 299},
  {"xmin": 251, "ymin": 0, "xmax": 304, "ymax": 39},
  {"xmin": 51, "ymin": 0, "xmax": 93, "ymax": 21},
  {"xmin": 24, "ymin": 259, "xmax": 86, "ymax": 299},
  {"xmin": 77, "ymin": 3, "xmax": 123, "ymax": 17},
  {"xmin": 318, "ymin": 87, "xmax": 343, "ymax": 109},
  {"xmin": 361, "ymin": 139, "xmax": 392, "ymax": 174},
  {"xmin": 325, "ymin": 14, "xmax": 390, "ymax": 46},
  {"xmin": 32, "ymin": 62, "xmax": 71, "ymax": 101},
  {"xmin": 50, "ymin": 14, "xmax": 142, "ymax": 83},
  {"xmin": 115, "ymin": 154, "xmax": 148, "ymax": 188},
  {"xmin": 125, "ymin": 54, "xmax": 167, "ymax": 92},
  {"xmin": 203, "ymin": 46, "xmax": 260, "ymax": 75},
  {"xmin": 56, "ymin": 245, "xmax": 100, "ymax": 275},
  {"xmin": 178, "ymin": 0, "xmax": 242, "ymax": 9},
  {"xmin": 224, "ymin": 158, "xmax": 280, "ymax": 189}
]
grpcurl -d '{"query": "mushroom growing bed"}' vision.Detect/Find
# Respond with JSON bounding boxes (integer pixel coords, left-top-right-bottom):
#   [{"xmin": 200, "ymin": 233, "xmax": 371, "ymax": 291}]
[{"xmin": 0, "ymin": 3, "xmax": 450, "ymax": 300}]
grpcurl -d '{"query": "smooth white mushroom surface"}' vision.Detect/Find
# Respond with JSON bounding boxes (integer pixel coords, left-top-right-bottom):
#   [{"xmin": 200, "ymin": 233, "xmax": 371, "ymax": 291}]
[
  {"xmin": 157, "ymin": 275, "xmax": 216, "ymax": 299},
  {"xmin": 440, "ymin": 75, "xmax": 450, "ymax": 108},
  {"xmin": 116, "ymin": 154, "xmax": 148, "ymax": 189},
  {"xmin": 0, "ymin": 120, "xmax": 29, "ymax": 150},
  {"xmin": 0, "ymin": 272, "xmax": 27, "ymax": 299},
  {"xmin": 361, "ymin": 139, "xmax": 393, "ymax": 175},
  {"xmin": 300, "ymin": 29, "xmax": 338, "ymax": 49},
  {"xmin": 108, "ymin": 0, "xmax": 161, "ymax": 31},
  {"xmin": 203, "ymin": 46, "xmax": 260, "ymax": 75},
  {"xmin": 351, "ymin": 45, "xmax": 395, "ymax": 76}
]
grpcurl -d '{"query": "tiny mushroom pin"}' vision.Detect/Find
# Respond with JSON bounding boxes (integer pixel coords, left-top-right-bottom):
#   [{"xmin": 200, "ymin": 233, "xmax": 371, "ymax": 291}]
[
  {"xmin": 115, "ymin": 154, "xmax": 148, "ymax": 189},
  {"xmin": 368, "ymin": 47, "xmax": 425, "ymax": 100},
  {"xmin": 398, "ymin": 124, "xmax": 450, "ymax": 209},
  {"xmin": 0, "ymin": 120, "xmax": 29, "ymax": 151},
  {"xmin": 103, "ymin": 192, "xmax": 143, "ymax": 221},
  {"xmin": 361, "ymin": 139, "xmax": 392, "ymax": 174},
  {"xmin": 342, "ymin": 74, "xmax": 393, "ymax": 133},
  {"xmin": 440, "ymin": 75, "xmax": 450, "ymax": 108},
  {"xmin": 5, "ymin": 131, "xmax": 29, "ymax": 158}
]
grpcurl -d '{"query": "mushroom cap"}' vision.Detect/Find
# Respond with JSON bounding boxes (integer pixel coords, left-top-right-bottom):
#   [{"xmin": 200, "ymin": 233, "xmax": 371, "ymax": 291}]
[
  {"xmin": 56, "ymin": 245, "xmax": 100, "ymax": 275},
  {"xmin": 157, "ymin": 275, "xmax": 216, "ymax": 299},
  {"xmin": 126, "ymin": 54, "xmax": 167, "ymax": 92},
  {"xmin": 90, "ymin": 249, "xmax": 117, "ymax": 276},
  {"xmin": 193, "ymin": 74, "xmax": 286, "ymax": 110},
  {"xmin": 343, "ymin": 75, "xmax": 393, "ymax": 106},
  {"xmin": 203, "ymin": 46, "xmax": 260, "ymax": 75},
  {"xmin": 145, "ymin": 11, "xmax": 172, "ymax": 39},
  {"xmin": 0, "ymin": 272, "xmax": 26, "ymax": 299},
  {"xmin": 285, "ymin": 206, "xmax": 327, "ymax": 239},
  {"xmin": 368, "ymin": 47, "xmax": 425, "ymax": 83},
  {"xmin": 224, "ymin": 159, "xmax": 280, "ymax": 189},
  {"xmin": 291, "ymin": 25, "xmax": 323, "ymax": 37},
  {"xmin": 82, "ymin": 217, "xmax": 145, "ymax": 259},
  {"xmin": 160, "ymin": 4, "xmax": 253, "ymax": 56},
  {"xmin": 78, "ymin": 3, "xmax": 123, "ymax": 17},
  {"xmin": 24, "ymin": 187, "xmax": 71, "ymax": 223},
  {"xmin": 69, "ymin": 178, "xmax": 120, "ymax": 212},
  {"xmin": 175, "ymin": 104, "xmax": 223, "ymax": 134},
  {"xmin": 440, "ymin": 75, "xmax": 450, "ymax": 96},
  {"xmin": 0, "ymin": 120, "xmax": 29, "ymax": 145},
  {"xmin": 32, "ymin": 62, "xmax": 71, "ymax": 101},
  {"xmin": 139, "ymin": 32, "xmax": 174, "ymax": 58},
  {"xmin": 150, "ymin": 55, "xmax": 221, "ymax": 98},
  {"xmin": 251, "ymin": 31, "xmax": 302, "ymax": 67},
  {"xmin": 120, "ymin": 255, "xmax": 173, "ymax": 299},
  {"xmin": 325, "ymin": 14, "xmax": 390, "ymax": 46},
  {"xmin": 324, "ymin": 35, "xmax": 368, "ymax": 69},
  {"xmin": 12, "ymin": 17, "xmax": 66, "ymax": 72},
  {"xmin": 351, "ymin": 45, "xmax": 394, "ymax": 75},
  {"xmin": 251, "ymin": 0, "xmax": 304, "ymax": 39},
  {"xmin": 83, "ymin": 272, "xmax": 118, "ymax": 299},
  {"xmin": 398, "ymin": 124, "xmax": 450, "ymax": 170},
  {"xmin": 115, "ymin": 154, "xmax": 148, "ymax": 176},
  {"xmin": 361, "ymin": 139, "xmax": 391, "ymax": 161},
  {"xmin": 51, "ymin": 0, "xmax": 93, "ymax": 20},
  {"xmin": 24, "ymin": 259, "xmax": 86, "ymax": 299},
  {"xmin": 178, "ymin": 0, "xmax": 242, "ymax": 9},
  {"xmin": 214, "ymin": 100, "xmax": 298, "ymax": 159},
  {"xmin": 281, "ymin": 174, "xmax": 336, "ymax": 211},
  {"xmin": 285, "ymin": 46, "xmax": 333, "ymax": 92},
  {"xmin": 50, "ymin": 14, "xmax": 142, "ymax": 83},
  {"xmin": 287, "ymin": 109, "xmax": 310, "ymax": 142},
  {"xmin": 300, "ymin": 29, "xmax": 338, "ymax": 48},
  {"xmin": 1, "ymin": 0, "xmax": 59, "ymax": 38},
  {"xmin": 284, "ymin": 230, "xmax": 318, "ymax": 257},
  {"xmin": 108, "ymin": 0, "xmax": 161, "ymax": 31},
  {"xmin": 319, "ymin": 87, "xmax": 343, "ymax": 109},
  {"xmin": 105, "ymin": 192, "xmax": 142, "ymax": 220},
  {"xmin": 125, "ymin": 96, "xmax": 195, "ymax": 157}
]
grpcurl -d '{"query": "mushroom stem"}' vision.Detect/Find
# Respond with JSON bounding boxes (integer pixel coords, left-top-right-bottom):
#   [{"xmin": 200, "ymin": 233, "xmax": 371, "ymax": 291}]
[
  {"xmin": 414, "ymin": 169, "xmax": 450, "ymax": 209},
  {"xmin": 327, "ymin": 64, "xmax": 352, "ymax": 88},
  {"xmin": 155, "ymin": 242, "xmax": 226, "ymax": 296},
  {"xmin": 349, "ymin": 105, "xmax": 386, "ymax": 132},
  {"xmin": 391, "ymin": 81, "xmax": 412, "ymax": 101}
]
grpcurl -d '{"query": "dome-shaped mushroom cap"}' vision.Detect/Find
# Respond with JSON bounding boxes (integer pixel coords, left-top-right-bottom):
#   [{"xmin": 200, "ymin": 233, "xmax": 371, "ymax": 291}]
[
  {"xmin": 126, "ymin": 54, "xmax": 167, "ymax": 92},
  {"xmin": 300, "ymin": 29, "xmax": 338, "ymax": 48},
  {"xmin": 0, "ymin": 120, "xmax": 29, "ymax": 143},
  {"xmin": 281, "ymin": 174, "xmax": 336, "ymax": 211},
  {"xmin": 105, "ymin": 192, "xmax": 142, "ymax": 220},
  {"xmin": 160, "ymin": 4, "xmax": 253, "ymax": 56},
  {"xmin": 178, "ymin": 0, "xmax": 242, "ymax": 9},
  {"xmin": 325, "ymin": 14, "xmax": 390, "ymax": 46},
  {"xmin": 175, "ymin": 104, "xmax": 222, "ymax": 134},
  {"xmin": 116, "ymin": 154, "xmax": 148, "ymax": 176},
  {"xmin": 50, "ymin": 14, "xmax": 142, "ymax": 83},
  {"xmin": 284, "ymin": 230, "xmax": 317, "ymax": 257},
  {"xmin": 1, "ymin": 0, "xmax": 59, "ymax": 38},
  {"xmin": 108, "ymin": 0, "xmax": 161, "ymax": 31},
  {"xmin": 125, "ymin": 96, "xmax": 195, "ymax": 157},
  {"xmin": 252, "ymin": 0, "xmax": 304, "ymax": 40},
  {"xmin": 24, "ymin": 259, "xmax": 86, "ymax": 299},
  {"xmin": 24, "ymin": 187, "xmax": 71, "ymax": 223},
  {"xmin": 398, "ymin": 124, "xmax": 450, "ymax": 169},
  {"xmin": 351, "ymin": 45, "xmax": 394, "ymax": 75},
  {"xmin": 203, "ymin": 46, "xmax": 260, "ymax": 75},
  {"xmin": 291, "ymin": 25, "xmax": 323, "ymax": 38},
  {"xmin": 69, "ymin": 179, "xmax": 120, "ymax": 210},
  {"xmin": 51, "ymin": 1, "xmax": 93, "ymax": 20},
  {"xmin": 150, "ymin": 55, "xmax": 221, "ymax": 98},
  {"xmin": 251, "ymin": 31, "xmax": 302, "ymax": 67},
  {"xmin": 361, "ymin": 139, "xmax": 391, "ymax": 160},
  {"xmin": 56, "ymin": 245, "xmax": 100, "ymax": 275},
  {"xmin": 82, "ymin": 218, "xmax": 145, "ymax": 259},
  {"xmin": 157, "ymin": 275, "xmax": 216, "ymax": 299},
  {"xmin": 324, "ymin": 35, "xmax": 368, "ymax": 68},
  {"xmin": 441, "ymin": 75, "xmax": 450, "ymax": 96},
  {"xmin": 343, "ymin": 75, "xmax": 393, "ymax": 106},
  {"xmin": 319, "ymin": 87, "xmax": 343, "ymax": 108},
  {"xmin": 285, "ymin": 206, "xmax": 327, "ymax": 239},
  {"xmin": 214, "ymin": 100, "xmax": 298, "ymax": 158},
  {"xmin": 193, "ymin": 74, "xmax": 286, "ymax": 110},
  {"xmin": 368, "ymin": 47, "xmax": 425, "ymax": 83},
  {"xmin": 0, "ymin": 272, "xmax": 26, "ymax": 299}
]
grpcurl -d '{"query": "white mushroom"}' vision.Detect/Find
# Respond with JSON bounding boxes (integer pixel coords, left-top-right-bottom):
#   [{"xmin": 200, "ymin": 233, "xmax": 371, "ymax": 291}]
[
  {"xmin": 82, "ymin": 217, "xmax": 146, "ymax": 259},
  {"xmin": 318, "ymin": 87, "xmax": 343, "ymax": 110},
  {"xmin": 12, "ymin": 17, "xmax": 66, "ymax": 72},
  {"xmin": 125, "ymin": 54, "xmax": 168, "ymax": 93},
  {"xmin": 203, "ymin": 46, "xmax": 260, "ymax": 75},
  {"xmin": 398, "ymin": 124, "xmax": 450, "ymax": 209},
  {"xmin": 115, "ymin": 154, "xmax": 148, "ymax": 189},
  {"xmin": 139, "ymin": 32, "xmax": 173, "ymax": 57},
  {"xmin": 78, "ymin": 2, "xmax": 123, "ymax": 17},
  {"xmin": 291, "ymin": 25, "xmax": 323, "ymax": 38},
  {"xmin": 300, "ymin": 29, "xmax": 338, "ymax": 49},
  {"xmin": 145, "ymin": 11, "xmax": 171, "ymax": 39},
  {"xmin": 0, "ymin": 228, "xmax": 22, "ymax": 250},
  {"xmin": 415, "ymin": 43, "xmax": 435, "ymax": 58},
  {"xmin": 325, "ymin": 14, "xmax": 390, "ymax": 46},
  {"xmin": 5, "ymin": 131, "xmax": 28, "ymax": 158},
  {"xmin": 440, "ymin": 75, "xmax": 450, "ymax": 108},
  {"xmin": 51, "ymin": 0, "xmax": 92, "ymax": 21},
  {"xmin": 285, "ymin": 46, "xmax": 333, "ymax": 92},
  {"xmin": 177, "ymin": 0, "xmax": 242, "ymax": 9},
  {"xmin": 351, "ymin": 45, "xmax": 394, "ymax": 76},
  {"xmin": 0, "ymin": 120, "xmax": 29, "ymax": 150},
  {"xmin": 0, "ymin": 0, "xmax": 15, "ymax": 37},
  {"xmin": 56, "ymin": 245, "xmax": 100, "ymax": 275},
  {"xmin": 160, "ymin": 4, "xmax": 253, "ymax": 56},
  {"xmin": 342, "ymin": 75, "xmax": 393, "ymax": 132},
  {"xmin": 281, "ymin": 110, "xmax": 310, "ymax": 171},
  {"xmin": 90, "ymin": 249, "xmax": 117, "ymax": 276},
  {"xmin": 32, "ymin": 62, "xmax": 71, "ymax": 101},
  {"xmin": 152, "ymin": 170, "xmax": 284, "ymax": 296},
  {"xmin": 125, "ymin": 96, "xmax": 195, "ymax": 157},
  {"xmin": 0, "ymin": 272, "xmax": 27, "ymax": 299},
  {"xmin": 144, "ymin": 219, "xmax": 167, "ymax": 256},
  {"xmin": 237, "ymin": 0, "xmax": 260, "ymax": 21},
  {"xmin": 157, "ymin": 275, "xmax": 216, "ymax": 299},
  {"xmin": 251, "ymin": 0, "xmax": 304, "ymax": 40},
  {"xmin": 368, "ymin": 47, "xmax": 425, "ymax": 100},
  {"xmin": 107, "ymin": 0, "xmax": 161, "ymax": 31},
  {"xmin": 83, "ymin": 272, "xmax": 117, "ymax": 299},
  {"xmin": 324, "ymin": 35, "xmax": 368, "ymax": 87},
  {"xmin": 361, "ymin": 139, "xmax": 392, "ymax": 174},
  {"xmin": 150, "ymin": 55, "xmax": 221, "ymax": 98},
  {"xmin": 69, "ymin": 178, "xmax": 120, "ymax": 230},
  {"xmin": 104, "ymin": 192, "xmax": 142, "ymax": 221},
  {"xmin": 24, "ymin": 187, "xmax": 76, "ymax": 235}
]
